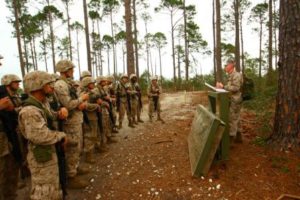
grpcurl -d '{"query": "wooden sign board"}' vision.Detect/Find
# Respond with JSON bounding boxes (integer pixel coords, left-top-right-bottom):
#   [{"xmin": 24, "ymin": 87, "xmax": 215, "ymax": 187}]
[{"xmin": 188, "ymin": 105, "xmax": 225, "ymax": 177}]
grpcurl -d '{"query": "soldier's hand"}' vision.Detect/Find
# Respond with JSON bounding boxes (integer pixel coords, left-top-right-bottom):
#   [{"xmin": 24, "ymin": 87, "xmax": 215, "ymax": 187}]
[
  {"xmin": 216, "ymin": 82, "xmax": 223, "ymax": 88},
  {"xmin": 58, "ymin": 107, "xmax": 68, "ymax": 120},
  {"xmin": 81, "ymin": 93, "xmax": 89, "ymax": 101},
  {"xmin": 0, "ymin": 97, "xmax": 13, "ymax": 110},
  {"xmin": 61, "ymin": 138, "xmax": 67, "ymax": 151},
  {"xmin": 78, "ymin": 102, "xmax": 87, "ymax": 111}
]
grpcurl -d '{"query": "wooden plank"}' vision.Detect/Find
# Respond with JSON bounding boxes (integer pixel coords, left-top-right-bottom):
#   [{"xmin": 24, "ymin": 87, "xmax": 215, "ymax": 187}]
[{"xmin": 188, "ymin": 105, "xmax": 225, "ymax": 177}]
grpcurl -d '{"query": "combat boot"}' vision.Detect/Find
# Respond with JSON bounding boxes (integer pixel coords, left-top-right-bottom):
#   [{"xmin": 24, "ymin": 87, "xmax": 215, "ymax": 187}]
[
  {"xmin": 77, "ymin": 165, "xmax": 90, "ymax": 175},
  {"xmin": 67, "ymin": 177, "xmax": 89, "ymax": 189},
  {"xmin": 157, "ymin": 114, "xmax": 165, "ymax": 124},
  {"xmin": 137, "ymin": 117, "xmax": 144, "ymax": 123},
  {"xmin": 118, "ymin": 122, "xmax": 122, "ymax": 129},
  {"xmin": 107, "ymin": 137, "xmax": 118, "ymax": 144},
  {"xmin": 128, "ymin": 120, "xmax": 135, "ymax": 128},
  {"xmin": 234, "ymin": 131, "xmax": 243, "ymax": 143},
  {"xmin": 85, "ymin": 152, "xmax": 96, "ymax": 164},
  {"xmin": 149, "ymin": 115, "xmax": 153, "ymax": 122},
  {"xmin": 112, "ymin": 127, "xmax": 119, "ymax": 133}
]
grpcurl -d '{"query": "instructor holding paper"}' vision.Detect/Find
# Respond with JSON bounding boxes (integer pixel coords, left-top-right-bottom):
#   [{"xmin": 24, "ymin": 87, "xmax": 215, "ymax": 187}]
[{"xmin": 216, "ymin": 60, "xmax": 243, "ymax": 143}]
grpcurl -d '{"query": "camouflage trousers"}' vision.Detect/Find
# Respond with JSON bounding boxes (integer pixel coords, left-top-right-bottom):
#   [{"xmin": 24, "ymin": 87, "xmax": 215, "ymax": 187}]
[
  {"xmin": 0, "ymin": 153, "xmax": 19, "ymax": 200},
  {"xmin": 63, "ymin": 123, "xmax": 83, "ymax": 177},
  {"xmin": 27, "ymin": 146, "xmax": 62, "ymax": 200},
  {"xmin": 131, "ymin": 98, "xmax": 138, "ymax": 122},
  {"xmin": 148, "ymin": 97, "xmax": 161, "ymax": 118},
  {"xmin": 100, "ymin": 110, "xmax": 112, "ymax": 145},
  {"xmin": 83, "ymin": 120, "xmax": 99, "ymax": 153},
  {"xmin": 229, "ymin": 102, "xmax": 242, "ymax": 137},
  {"xmin": 137, "ymin": 101, "xmax": 142, "ymax": 120},
  {"xmin": 118, "ymin": 100, "xmax": 132, "ymax": 124}
]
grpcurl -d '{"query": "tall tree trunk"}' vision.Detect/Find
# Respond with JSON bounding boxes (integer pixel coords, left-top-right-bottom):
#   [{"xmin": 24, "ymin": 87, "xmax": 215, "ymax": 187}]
[
  {"xmin": 107, "ymin": 48, "xmax": 110, "ymax": 75},
  {"xmin": 212, "ymin": 0, "xmax": 217, "ymax": 83},
  {"xmin": 240, "ymin": 15, "xmax": 245, "ymax": 74},
  {"xmin": 66, "ymin": 1, "xmax": 72, "ymax": 60},
  {"xmin": 110, "ymin": 11, "xmax": 117, "ymax": 75},
  {"xmin": 177, "ymin": 48, "xmax": 181, "ymax": 82},
  {"xmin": 132, "ymin": 0, "xmax": 139, "ymax": 78},
  {"xmin": 183, "ymin": 0, "xmax": 189, "ymax": 81},
  {"xmin": 149, "ymin": 49, "xmax": 153, "ymax": 75},
  {"xmin": 234, "ymin": 0, "xmax": 241, "ymax": 72},
  {"xmin": 33, "ymin": 36, "xmax": 38, "ymax": 70},
  {"xmin": 47, "ymin": 0, "xmax": 56, "ymax": 72},
  {"xmin": 124, "ymin": 0, "xmax": 135, "ymax": 75},
  {"xmin": 216, "ymin": 0, "xmax": 222, "ymax": 82},
  {"xmin": 122, "ymin": 43, "xmax": 126, "ymax": 74},
  {"xmin": 97, "ymin": 20, "xmax": 103, "ymax": 75},
  {"xmin": 29, "ymin": 39, "xmax": 36, "ymax": 70},
  {"xmin": 83, "ymin": 0, "xmax": 92, "ymax": 72},
  {"xmin": 76, "ymin": 29, "xmax": 81, "ymax": 77},
  {"xmin": 22, "ymin": 37, "xmax": 29, "ymax": 73},
  {"xmin": 273, "ymin": 0, "xmax": 278, "ymax": 68},
  {"xmin": 145, "ymin": 21, "xmax": 150, "ymax": 80},
  {"xmin": 12, "ymin": 0, "xmax": 25, "ymax": 77},
  {"xmin": 42, "ymin": 27, "xmax": 48, "ymax": 72},
  {"xmin": 159, "ymin": 47, "xmax": 162, "ymax": 85},
  {"xmin": 259, "ymin": 17, "xmax": 263, "ymax": 78},
  {"xmin": 270, "ymin": 0, "xmax": 300, "ymax": 149},
  {"xmin": 268, "ymin": 0, "xmax": 273, "ymax": 73},
  {"xmin": 171, "ymin": 10, "xmax": 177, "ymax": 83}
]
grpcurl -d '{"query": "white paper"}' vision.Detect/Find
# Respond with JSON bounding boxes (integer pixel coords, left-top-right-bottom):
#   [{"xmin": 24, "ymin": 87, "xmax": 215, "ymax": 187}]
[{"xmin": 205, "ymin": 82, "xmax": 227, "ymax": 93}]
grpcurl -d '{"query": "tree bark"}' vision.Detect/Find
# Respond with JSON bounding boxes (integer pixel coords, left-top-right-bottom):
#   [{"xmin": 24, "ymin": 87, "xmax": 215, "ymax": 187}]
[
  {"xmin": 125, "ymin": 0, "xmax": 135, "ymax": 75},
  {"xmin": 159, "ymin": 46, "xmax": 162, "ymax": 85},
  {"xmin": 66, "ymin": 1, "xmax": 72, "ymax": 60},
  {"xmin": 12, "ymin": 0, "xmax": 25, "ymax": 77},
  {"xmin": 240, "ymin": 14, "xmax": 245, "ymax": 74},
  {"xmin": 212, "ymin": 0, "xmax": 217, "ymax": 83},
  {"xmin": 273, "ymin": 0, "xmax": 278, "ymax": 68},
  {"xmin": 171, "ymin": 10, "xmax": 177, "ymax": 83},
  {"xmin": 234, "ymin": 0, "xmax": 241, "ymax": 72},
  {"xmin": 83, "ymin": 0, "xmax": 92, "ymax": 72},
  {"xmin": 47, "ymin": 0, "xmax": 56, "ymax": 72},
  {"xmin": 110, "ymin": 11, "xmax": 117, "ymax": 75},
  {"xmin": 132, "ymin": 0, "xmax": 139, "ymax": 79},
  {"xmin": 270, "ymin": 0, "xmax": 300, "ymax": 149},
  {"xmin": 76, "ymin": 29, "xmax": 81, "ymax": 77},
  {"xmin": 259, "ymin": 16, "xmax": 263, "ymax": 78},
  {"xmin": 183, "ymin": 0, "xmax": 189, "ymax": 81},
  {"xmin": 268, "ymin": 0, "xmax": 273, "ymax": 73},
  {"xmin": 216, "ymin": 0, "xmax": 222, "ymax": 82}
]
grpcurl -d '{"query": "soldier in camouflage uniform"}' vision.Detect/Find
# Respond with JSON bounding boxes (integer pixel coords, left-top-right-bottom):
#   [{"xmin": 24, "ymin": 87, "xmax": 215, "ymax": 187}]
[
  {"xmin": 148, "ymin": 76, "xmax": 164, "ymax": 122},
  {"xmin": 217, "ymin": 61, "xmax": 243, "ymax": 142},
  {"xmin": 0, "ymin": 74, "xmax": 22, "ymax": 200},
  {"xmin": 80, "ymin": 77, "xmax": 100, "ymax": 163},
  {"xmin": 105, "ymin": 76, "xmax": 119, "ymax": 133},
  {"xmin": 19, "ymin": 71, "xmax": 67, "ymax": 200},
  {"xmin": 80, "ymin": 71, "xmax": 92, "ymax": 80},
  {"xmin": 116, "ymin": 74, "xmax": 135, "ymax": 128},
  {"xmin": 129, "ymin": 74, "xmax": 139, "ymax": 125},
  {"xmin": 54, "ymin": 60, "xmax": 89, "ymax": 189},
  {"xmin": 94, "ymin": 76, "xmax": 117, "ymax": 148},
  {"xmin": 130, "ymin": 74, "xmax": 144, "ymax": 123}
]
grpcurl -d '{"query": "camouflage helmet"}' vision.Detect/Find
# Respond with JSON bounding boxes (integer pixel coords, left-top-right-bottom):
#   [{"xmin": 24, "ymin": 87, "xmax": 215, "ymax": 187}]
[
  {"xmin": 129, "ymin": 73, "xmax": 137, "ymax": 80},
  {"xmin": 73, "ymin": 80, "xmax": 80, "ymax": 87},
  {"xmin": 106, "ymin": 75, "xmax": 114, "ymax": 83},
  {"xmin": 52, "ymin": 73, "xmax": 60, "ymax": 81},
  {"xmin": 96, "ymin": 76, "xmax": 107, "ymax": 84},
  {"xmin": 150, "ymin": 76, "xmax": 158, "ymax": 81},
  {"xmin": 55, "ymin": 59, "xmax": 75, "ymax": 73},
  {"xmin": 80, "ymin": 70, "xmax": 92, "ymax": 79},
  {"xmin": 1, "ymin": 74, "xmax": 22, "ymax": 85},
  {"xmin": 23, "ymin": 71, "xmax": 54, "ymax": 92},
  {"xmin": 81, "ymin": 77, "xmax": 95, "ymax": 87},
  {"xmin": 120, "ymin": 74, "xmax": 128, "ymax": 79}
]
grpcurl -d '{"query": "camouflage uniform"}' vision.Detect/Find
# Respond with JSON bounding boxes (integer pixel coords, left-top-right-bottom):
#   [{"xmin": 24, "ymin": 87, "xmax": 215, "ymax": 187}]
[
  {"xmin": 105, "ymin": 76, "xmax": 118, "ymax": 129},
  {"xmin": 147, "ymin": 77, "xmax": 163, "ymax": 121},
  {"xmin": 129, "ymin": 74, "xmax": 139, "ymax": 124},
  {"xmin": 54, "ymin": 60, "xmax": 84, "ymax": 178},
  {"xmin": 80, "ymin": 77, "xmax": 100, "ymax": 160},
  {"xmin": 93, "ymin": 77, "xmax": 112, "ymax": 146},
  {"xmin": 130, "ymin": 74, "xmax": 143, "ymax": 123},
  {"xmin": 116, "ymin": 75, "xmax": 134, "ymax": 128},
  {"xmin": 224, "ymin": 70, "xmax": 243, "ymax": 137},
  {"xmin": 19, "ymin": 71, "xmax": 66, "ymax": 200},
  {"xmin": 0, "ymin": 74, "xmax": 23, "ymax": 200}
]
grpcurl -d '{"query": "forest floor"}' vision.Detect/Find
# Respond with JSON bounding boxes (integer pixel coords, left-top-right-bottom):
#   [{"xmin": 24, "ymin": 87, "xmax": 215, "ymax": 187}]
[{"xmin": 17, "ymin": 91, "xmax": 300, "ymax": 200}]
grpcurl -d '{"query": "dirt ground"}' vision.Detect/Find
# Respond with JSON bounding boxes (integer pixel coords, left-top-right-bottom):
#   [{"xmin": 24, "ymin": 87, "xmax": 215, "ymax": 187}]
[{"xmin": 17, "ymin": 92, "xmax": 300, "ymax": 200}]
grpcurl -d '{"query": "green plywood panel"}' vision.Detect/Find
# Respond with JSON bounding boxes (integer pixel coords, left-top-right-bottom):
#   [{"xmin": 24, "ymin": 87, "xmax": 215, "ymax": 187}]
[{"xmin": 188, "ymin": 105, "xmax": 225, "ymax": 177}]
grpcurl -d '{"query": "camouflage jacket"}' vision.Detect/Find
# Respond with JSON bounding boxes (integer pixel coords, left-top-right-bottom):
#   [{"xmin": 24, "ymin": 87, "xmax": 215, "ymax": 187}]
[
  {"xmin": 224, "ymin": 71, "xmax": 243, "ymax": 103},
  {"xmin": 147, "ymin": 84, "xmax": 161, "ymax": 97},
  {"xmin": 54, "ymin": 77, "xmax": 84, "ymax": 124},
  {"xmin": 80, "ymin": 88, "xmax": 99, "ymax": 121}
]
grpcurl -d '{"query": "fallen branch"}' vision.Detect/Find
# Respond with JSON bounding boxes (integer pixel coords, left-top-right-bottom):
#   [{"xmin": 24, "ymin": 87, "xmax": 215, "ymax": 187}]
[
  {"xmin": 154, "ymin": 140, "xmax": 173, "ymax": 144},
  {"xmin": 276, "ymin": 194, "xmax": 300, "ymax": 200}
]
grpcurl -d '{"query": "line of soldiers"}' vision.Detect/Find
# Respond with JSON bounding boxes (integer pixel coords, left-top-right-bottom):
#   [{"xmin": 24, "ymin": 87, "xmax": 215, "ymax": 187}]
[{"xmin": 0, "ymin": 59, "xmax": 164, "ymax": 200}]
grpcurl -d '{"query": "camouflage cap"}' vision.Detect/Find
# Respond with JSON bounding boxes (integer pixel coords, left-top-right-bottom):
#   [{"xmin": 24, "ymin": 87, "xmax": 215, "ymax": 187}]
[
  {"xmin": 52, "ymin": 73, "xmax": 60, "ymax": 81},
  {"xmin": 96, "ymin": 76, "xmax": 107, "ymax": 84},
  {"xmin": 1, "ymin": 74, "xmax": 22, "ymax": 85},
  {"xmin": 73, "ymin": 80, "xmax": 80, "ymax": 86},
  {"xmin": 81, "ymin": 77, "xmax": 95, "ymax": 87},
  {"xmin": 55, "ymin": 59, "xmax": 75, "ymax": 72},
  {"xmin": 24, "ymin": 71, "xmax": 54, "ymax": 92},
  {"xmin": 80, "ymin": 70, "xmax": 92, "ymax": 79},
  {"xmin": 129, "ymin": 73, "xmax": 137, "ymax": 80}
]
